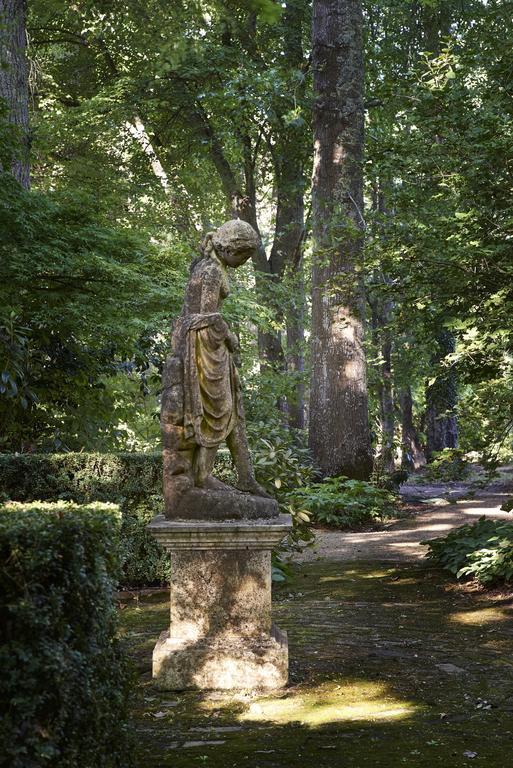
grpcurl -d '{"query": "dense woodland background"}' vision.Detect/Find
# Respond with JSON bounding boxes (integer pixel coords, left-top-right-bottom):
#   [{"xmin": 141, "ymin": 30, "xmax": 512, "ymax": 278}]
[{"xmin": 1, "ymin": 0, "xmax": 513, "ymax": 480}]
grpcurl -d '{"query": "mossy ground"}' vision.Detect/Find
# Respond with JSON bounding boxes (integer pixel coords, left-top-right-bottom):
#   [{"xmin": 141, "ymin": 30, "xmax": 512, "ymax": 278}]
[{"xmin": 119, "ymin": 560, "xmax": 513, "ymax": 767}]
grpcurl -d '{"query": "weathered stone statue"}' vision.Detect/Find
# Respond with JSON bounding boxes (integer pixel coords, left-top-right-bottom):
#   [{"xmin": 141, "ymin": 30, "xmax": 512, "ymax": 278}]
[
  {"xmin": 147, "ymin": 219, "xmax": 291, "ymax": 691},
  {"xmin": 161, "ymin": 219, "xmax": 277, "ymax": 520}
]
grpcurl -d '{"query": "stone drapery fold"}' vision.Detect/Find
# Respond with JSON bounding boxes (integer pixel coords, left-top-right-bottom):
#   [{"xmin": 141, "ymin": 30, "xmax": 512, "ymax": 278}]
[{"xmin": 183, "ymin": 313, "xmax": 240, "ymax": 448}]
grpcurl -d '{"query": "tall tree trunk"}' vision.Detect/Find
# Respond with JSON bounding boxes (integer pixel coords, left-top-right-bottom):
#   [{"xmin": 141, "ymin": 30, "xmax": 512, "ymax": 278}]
[
  {"xmin": 0, "ymin": 0, "xmax": 30, "ymax": 188},
  {"xmin": 309, "ymin": 0, "xmax": 372, "ymax": 478},
  {"xmin": 425, "ymin": 330, "xmax": 458, "ymax": 460},
  {"xmin": 400, "ymin": 386, "xmax": 425, "ymax": 469},
  {"xmin": 270, "ymin": 156, "xmax": 306, "ymax": 428},
  {"xmin": 421, "ymin": 6, "xmax": 458, "ymax": 462},
  {"xmin": 370, "ymin": 295, "xmax": 395, "ymax": 473},
  {"xmin": 269, "ymin": 0, "xmax": 307, "ymax": 428},
  {"xmin": 379, "ymin": 299, "xmax": 395, "ymax": 473}
]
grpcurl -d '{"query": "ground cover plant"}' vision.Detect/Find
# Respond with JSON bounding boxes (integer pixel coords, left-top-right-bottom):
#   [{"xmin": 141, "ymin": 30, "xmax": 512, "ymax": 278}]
[
  {"xmin": 0, "ymin": 501, "xmax": 131, "ymax": 768},
  {"xmin": 423, "ymin": 517, "xmax": 513, "ymax": 586},
  {"xmin": 290, "ymin": 476, "xmax": 398, "ymax": 528},
  {"xmin": 424, "ymin": 449, "xmax": 471, "ymax": 483}
]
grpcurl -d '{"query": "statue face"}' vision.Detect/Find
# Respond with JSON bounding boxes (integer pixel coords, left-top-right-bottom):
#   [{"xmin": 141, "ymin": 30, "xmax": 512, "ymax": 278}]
[
  {"xmin": 222, "ymin": 245, "xmax": 256, "ymax": 268},
  {"xmin": 212, "ymin": 220, "xmax": 258, "ymax": 268}
]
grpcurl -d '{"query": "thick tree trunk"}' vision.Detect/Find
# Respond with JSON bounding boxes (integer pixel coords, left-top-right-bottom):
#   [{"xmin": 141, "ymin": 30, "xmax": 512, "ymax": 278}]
[
  {"xmin": 425, "ymin": 330, "xmax": 458, "ymax": 460},
  {"xmin": 0, "ymin": 0, "xmax": 30, "ymax": 188},
  {"xmin": 400, "ymin": 386, "xmax": 425, "ymax": 470},
  {"xmin": 309, "ymin": 0, "xmax": 372, "ymax": 478}
]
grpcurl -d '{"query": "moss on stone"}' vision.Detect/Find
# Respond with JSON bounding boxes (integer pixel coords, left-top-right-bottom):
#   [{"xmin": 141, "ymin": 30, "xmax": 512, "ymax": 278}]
[{"xmin": 120, "ymin": 560, "xmax": 513, "ymax": 767}]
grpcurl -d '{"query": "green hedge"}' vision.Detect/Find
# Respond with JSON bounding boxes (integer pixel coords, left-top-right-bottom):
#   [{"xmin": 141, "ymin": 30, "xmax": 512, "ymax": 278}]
[
  {"xmin": 0, "ymin": 452, "xmax": 168, "ymax": 586},
  {"xmin": 0, "ymin": 501, "xmax": 132, "ymax": 768}
]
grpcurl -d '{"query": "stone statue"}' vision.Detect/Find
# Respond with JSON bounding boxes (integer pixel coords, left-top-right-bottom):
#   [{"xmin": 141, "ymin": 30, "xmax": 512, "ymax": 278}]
[{"xmin": 161, "ymin": 219, "xmax": 278, "ymax": 520}]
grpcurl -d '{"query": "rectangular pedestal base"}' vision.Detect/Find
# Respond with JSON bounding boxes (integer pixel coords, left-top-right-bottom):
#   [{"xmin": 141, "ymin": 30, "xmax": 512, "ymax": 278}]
[{"xmin": 152, "ymin": 624, "xmax": 288, "ymax": 690}]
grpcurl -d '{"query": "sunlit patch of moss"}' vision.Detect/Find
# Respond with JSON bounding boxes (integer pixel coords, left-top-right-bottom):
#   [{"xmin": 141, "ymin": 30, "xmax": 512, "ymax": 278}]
[
  {"xmin": 322, "ymin": 567, "xmax": 399, "ymax": 581},
  {"xmin": 239, "ymin": 681, "xmax": 419, "ymax": 727},
  {"xmin": 449, "ymin": 606, "xmax": 512, "ymax": 625}
]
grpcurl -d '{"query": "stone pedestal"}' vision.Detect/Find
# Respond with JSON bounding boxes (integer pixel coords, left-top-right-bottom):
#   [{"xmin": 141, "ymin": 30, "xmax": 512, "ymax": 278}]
[{"xmin": 147, "ymin": 514, "xmax": 292, "ymax": 690}]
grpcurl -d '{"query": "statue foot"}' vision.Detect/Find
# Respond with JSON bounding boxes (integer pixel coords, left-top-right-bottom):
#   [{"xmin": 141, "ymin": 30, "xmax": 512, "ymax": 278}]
[
  {"xmin": 200, "ymin": 475, "xmax": 233, "ymax": 492},
  {"xmin": 237, "ymin": 479, "xmax": 273, "ymax": 499}
]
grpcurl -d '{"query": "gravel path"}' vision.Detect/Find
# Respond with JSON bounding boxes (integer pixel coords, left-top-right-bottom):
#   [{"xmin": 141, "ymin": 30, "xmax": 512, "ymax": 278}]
[{"xmin": 292, "ymin": 486, "xmax": 513, "ymax": 564}]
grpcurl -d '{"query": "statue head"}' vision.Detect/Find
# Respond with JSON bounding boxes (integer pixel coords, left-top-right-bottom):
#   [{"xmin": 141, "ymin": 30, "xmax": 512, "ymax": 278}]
[{"xmin": 212, "ymin": 219, "xmax": 259, "ymax": 268}]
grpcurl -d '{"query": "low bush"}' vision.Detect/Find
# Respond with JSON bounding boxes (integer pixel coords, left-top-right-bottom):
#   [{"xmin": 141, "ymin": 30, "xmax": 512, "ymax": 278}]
[
  {"xmin": 425, "ymin": 448, "xmax": 470, "ymax": 482},
  {"xmin": 248, "ymin": 422, "xmax": 315, "ymax": 556},
  {"xmin": 0, "ymin": 452, "xmax": 168, "ymax": 586},
  {"xmin": 423, "ymin": 517, "xmax": 513, "ymax": 585},
  {"xmin": 290, "ymin": 476, "xmax": 398, "ymax": 529},
  {"xmin": 247, "ymin": 420, "xmax": 314, "ymax": 495},
  {"xmin": 0, "ymin": 438, "xmax": 315, "ymax": 585},
  {"xmin": 0, "ymin": 501, "xmax": 132, "ymax": 768}
]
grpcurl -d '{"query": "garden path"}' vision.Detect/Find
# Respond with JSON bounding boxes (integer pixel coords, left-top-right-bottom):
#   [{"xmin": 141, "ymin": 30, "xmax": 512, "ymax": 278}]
[{"xmin": 293, "ymin": 471, "xmax": 513, "ymax": 564}]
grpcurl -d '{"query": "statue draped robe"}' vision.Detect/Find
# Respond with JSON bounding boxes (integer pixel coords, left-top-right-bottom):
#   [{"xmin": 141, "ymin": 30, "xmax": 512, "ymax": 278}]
[{"xmin": 182, "ymin": 313, "xmax": 241, "ymax": 448}]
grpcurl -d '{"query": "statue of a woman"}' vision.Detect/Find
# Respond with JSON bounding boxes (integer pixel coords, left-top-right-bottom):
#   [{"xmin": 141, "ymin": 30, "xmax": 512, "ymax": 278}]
[{"xmin": 161, "ymin": 219, "xmax": 275, "ymax": 519}]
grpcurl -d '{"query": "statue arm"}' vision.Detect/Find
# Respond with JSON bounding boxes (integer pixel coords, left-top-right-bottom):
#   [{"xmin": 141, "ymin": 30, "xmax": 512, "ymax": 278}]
[{"xmin": 199, "ymin": 262, "xmax": 223, "ymax": 313}]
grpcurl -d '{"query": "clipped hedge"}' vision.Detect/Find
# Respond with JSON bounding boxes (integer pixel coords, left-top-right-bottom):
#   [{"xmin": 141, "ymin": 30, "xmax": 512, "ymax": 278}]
[
  {"xmin": 0, "ymin": 452, "xmax": 167, "ymax": 586},
  {"xmin": 0, "ymin": 501, "xmax": 132, "ymax": 768}
]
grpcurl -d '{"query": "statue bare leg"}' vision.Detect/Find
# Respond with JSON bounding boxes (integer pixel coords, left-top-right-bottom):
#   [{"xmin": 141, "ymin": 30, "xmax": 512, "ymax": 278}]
[
  {"xmin": 193, "ymin": 446, "xmax": 218, "ymax": 487},
  {"xmin": 226, "ymin": 418, "xmax": 271, "ymax": 498}
]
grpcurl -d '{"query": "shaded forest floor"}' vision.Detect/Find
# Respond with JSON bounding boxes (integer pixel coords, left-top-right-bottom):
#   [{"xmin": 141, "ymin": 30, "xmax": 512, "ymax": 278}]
[{"xmin": 120, "ymin": 471, "xmax": 513, "ymax": 767}]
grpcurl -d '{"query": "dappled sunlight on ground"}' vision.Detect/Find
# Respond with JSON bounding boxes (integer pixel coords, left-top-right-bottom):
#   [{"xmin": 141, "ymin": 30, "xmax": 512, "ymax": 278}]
[
  {"xmin": 239, "ymin": 681, "xmax": 418, "ymax": 726},
  {"xmin": 449, "ymin": 606, "xmax": 513, "ymax": 625},
  {"xmin": 293, "ymin": 489, "xmax": 512, "ymax": 564}
]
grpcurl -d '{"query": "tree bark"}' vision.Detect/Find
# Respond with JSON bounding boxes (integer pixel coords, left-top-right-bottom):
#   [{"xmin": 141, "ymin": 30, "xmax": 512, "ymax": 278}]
[
  {"xmin": 270, "ymin": 146, "xmax": 306, "ymax": 429},
  {"xmin": 425, "ymin": 329, "xmax": 458, "ymax": 460},
  {"xmin": 378, "ymin": 300, "xmax": 395, "ymax": 473},
  {"xmin": 0, "ymin": 0, "xmax": 30, "ymax": 188},
  {"xmin": 400, "ymin": 385, "xmax": 425, "ymax": 469},
  {"xmin": 309, "ymin": 0, "xmax": 372, "ymax": 478}
]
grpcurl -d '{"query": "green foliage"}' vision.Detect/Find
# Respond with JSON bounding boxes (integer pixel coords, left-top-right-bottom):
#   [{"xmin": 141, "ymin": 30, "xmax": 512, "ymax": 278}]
[
  {"xmin": 291, "ymin": 476, "xmax": 397, "ymax": 529},
  {"xmin": 0, "ymin": 501, "xmax": 132, "ymax": 767},
  {"xmin": 0, "ymin": 173, "xmax": 188, "ymax": 453},
  {"xmin": 0, "ymin": 452, "xmax": 168, "ymax": 586},
  {"xmin": 249, "ymin": 420, "xmax": 314, "ymax": 550},
  {"xmin": 248, "ymin": 420, "xmax": 314, "ymax": 496},
  {"xmin": 425, "ymin": 448, "xmax": 470, "ymax": 482},
  {"xmin": 424, "ymin": 517, "xmax": 513, "ymax": 586}
]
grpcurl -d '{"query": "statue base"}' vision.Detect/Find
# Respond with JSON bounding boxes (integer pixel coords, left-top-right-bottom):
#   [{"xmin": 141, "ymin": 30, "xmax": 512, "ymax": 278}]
[
  {"xmin": 167, "ymin": 487, "xmax": 279, "ymax": 520},
  {"xmin": 153, "ymin": 625, "xmax": 288, "ymax": 690},
  {"xmin": 147, "ymin": 515, "xmax": 292, "ymax": 690}
]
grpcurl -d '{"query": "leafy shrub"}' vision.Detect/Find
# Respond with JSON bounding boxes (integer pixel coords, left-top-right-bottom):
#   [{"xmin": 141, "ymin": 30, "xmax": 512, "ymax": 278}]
[
  {"xmin": 0, "ymin": 501, "xmax": 132, "ymax": 768},
  {"xmin": 290, "ymin": 476, "xmax": 398, "ymax": 528},
  {"xmin": 0, "ymin": 452, "xmax": 168, "ymax": 586},
  {"xmin": 425, "ymin": 448, "xmax": 470, "ymax": 481},
  {"xmin": 247, "ymin": 420, "xmax": 314, "ymax": 495},
  {"xmin": 0, "ymin": 440, "xmax": 315, "ymax": 585},
  {"xmin": 423, "ymin": 517, "xmax": 513, "ymax": 585},
  {"xmin": 248, "ymin": 422, "xmax": 315, "ymax": 552}
]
